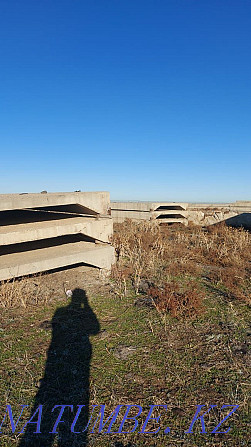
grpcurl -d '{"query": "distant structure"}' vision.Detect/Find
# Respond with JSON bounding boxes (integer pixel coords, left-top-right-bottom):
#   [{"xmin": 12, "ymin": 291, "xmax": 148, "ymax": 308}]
[
  {"xmin": 111, "ymin": 201, "xmax": 251, "ymax": 229},
  {"xmin": 111, "ymin": 202, "xmax": 188, "ymax": 225},
  {"xmin": 187, "ymin": 201, "xmax": 251, "ymax": 228},
  {"xmin": 0, "ymin": 192, "xmax": 115, "ymax": 281}
]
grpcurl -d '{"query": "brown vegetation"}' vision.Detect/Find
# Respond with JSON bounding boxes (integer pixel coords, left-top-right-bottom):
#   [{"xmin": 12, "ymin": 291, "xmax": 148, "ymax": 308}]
[
  {"xmin": 0, "ymin": 274, "xmax": 45, "ymax": 308},
  {"xmin": 112, "ymin": 220, "xmax": 251, "ymax": 317}
]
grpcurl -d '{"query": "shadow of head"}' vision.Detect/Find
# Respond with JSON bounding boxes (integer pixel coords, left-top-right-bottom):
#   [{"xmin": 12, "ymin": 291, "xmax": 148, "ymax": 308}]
[
  {"xmin": 64, "ymin": 287, "xmax": 100, "ymax": 336},
  {"xmin": 70, "ymin": 288, "xmax": 89, "ymax": 308}
]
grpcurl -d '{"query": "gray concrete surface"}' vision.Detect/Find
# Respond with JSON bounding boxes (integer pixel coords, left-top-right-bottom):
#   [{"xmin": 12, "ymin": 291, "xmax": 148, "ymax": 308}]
[
  {"xmin": 0, "ymin": 242, "xmax": 115, "ymax": 281},
  {"xmin": 0, "ymin": 191, "xmax": 110, "ymax": 215},
  {"xmin": 0, "ymin": 192, "xmax": 114, "ymax": 280},
  {"xmin": 0, "ymin": 216, "xmax": 113, "ymax": 246}
]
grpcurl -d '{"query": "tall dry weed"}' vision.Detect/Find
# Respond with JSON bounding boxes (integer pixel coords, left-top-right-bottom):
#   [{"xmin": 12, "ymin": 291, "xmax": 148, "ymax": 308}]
[
  {"xmin": 0, "ymin": 274, "xmax": 46, "ymax": 308},
  {"xmin": 113, "ymin": 220, "xmax": 166, "ymax": 294},
  {"xmin": 112, "ymin": 220, "xmax": 251, "ymax": 309}
]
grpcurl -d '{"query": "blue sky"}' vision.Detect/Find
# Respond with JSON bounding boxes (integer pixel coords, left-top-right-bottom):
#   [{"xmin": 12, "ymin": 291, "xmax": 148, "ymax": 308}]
[{"xmin": 0, "ymin": 0, "xmax": 250, "ymax": 201}]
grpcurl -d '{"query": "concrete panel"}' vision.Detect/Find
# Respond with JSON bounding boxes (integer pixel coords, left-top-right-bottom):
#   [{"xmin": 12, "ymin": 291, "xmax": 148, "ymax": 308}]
[
  {"xmin": 0, "ymin": 192, "xmax": 110, "ymax": 215},
  {"xmin": 151, "ymin": 203, "xmax": 188, "ymax": 211},
  {"xmin": 111, "ymin": 202, "xmax": 189, "ymax": 224},
  {"xmin": 111, "ymin": 210, "xmax": 150, "ymax": 221},
  {"xmin": 188, "ymin": 203, "xmax": 231, "ymax": 209},
  {"xmin": 152, "ymin": 210, "xmax": 188, "ymax": 219},
  {"xmin": 111, "ymin": 202, "xmax": 151, "ymax": 212},
  {"xmin": 111, "ymin": 201, "xmax": 188, "ymax": 212},
  {"xmin": 157, "ymin": 218, "xmax": 187, "ymax": 225},
  {"xmin": 111, "ymin": 200, "xmax": 250, "ymax": 227},
  {"xmin": 0, "ymin": 191, "xmax": 114, "ymax": 280},
  {"xmin": 0, "ymin": 242, "xmax": 115, "ymax": 281},
  {"xmin": 0, "ymin": 217, "xmax": 113, "ymax": 246}
]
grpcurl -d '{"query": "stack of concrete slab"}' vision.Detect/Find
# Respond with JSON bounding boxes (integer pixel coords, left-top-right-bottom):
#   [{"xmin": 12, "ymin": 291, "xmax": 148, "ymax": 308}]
[
  {"xmin": 111, "ymin": 202, "xmax": 188, "ymax": 225},
  {"xmin": 0, "ymin": 192, "xmax": 115, "ymax": 281},
  {"xmin": 111, "ymin": 200, "xmax": 251, "ymax": 229}
]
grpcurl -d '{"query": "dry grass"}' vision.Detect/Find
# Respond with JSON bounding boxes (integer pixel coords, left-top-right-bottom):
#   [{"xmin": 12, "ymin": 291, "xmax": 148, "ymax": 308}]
[
  {"xmin": 0, "ymin": 274, "xmax": 47, "ymax": 308},
  {"xmin": 112, "ymin": 220, "xmax": 251, "ymax": 317}
]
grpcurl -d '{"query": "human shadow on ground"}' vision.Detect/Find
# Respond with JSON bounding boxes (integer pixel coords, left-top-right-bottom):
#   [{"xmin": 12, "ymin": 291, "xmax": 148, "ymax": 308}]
[{"xmin": 18, "ymin": 288, "xmax": 100, "ymax": 446}]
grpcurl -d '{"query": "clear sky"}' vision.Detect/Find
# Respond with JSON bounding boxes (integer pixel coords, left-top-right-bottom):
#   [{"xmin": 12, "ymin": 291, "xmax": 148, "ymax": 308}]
[{"xmin": 0, "ymin": 0, "xmax": 250, "ymax": 202}]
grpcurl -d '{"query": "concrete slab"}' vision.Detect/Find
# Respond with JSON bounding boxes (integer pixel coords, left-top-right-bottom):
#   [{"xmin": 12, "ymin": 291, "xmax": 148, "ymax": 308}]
[
  {"xmin": 0, "ymin": 191, "xmax": 114, "ymax": 280},
  {"xmin": 111, "ymin": 200, "xmax": 250, "ymax": 227},
  {"xmin": 151, "ymin": 203, "xmax": 188, "ymax": 211},
  {"xmin": 111, "ymin": 202, "xmax": 188, "ymax": 212},
  {"xmin": 157, "ymin": 218, "xmax": 187, "ymax": 225},
  {"xmin": 111, "ymin": 202, "xmax": 151, "ymax": 212},
  {"xmin": 0, "ymin": 217, "xmax": 113, "ymax": 246},
  {"xmin": 111, "ymin": 210, "xmax": 150, "ymax": 221},
  {"xmin": 0, "ymin": 192, "xmax": 110, "ymax": 215},
  {"xmin": 111, "ymin": 202, "xmax": 188, "ymax": 223},
  {"xmin": 0, "ymin": 242, "xmax": 115, "ymax": 281},
  {"xmin": 152, "ymin": 210, "xmax": 188, "ymax": 218}
]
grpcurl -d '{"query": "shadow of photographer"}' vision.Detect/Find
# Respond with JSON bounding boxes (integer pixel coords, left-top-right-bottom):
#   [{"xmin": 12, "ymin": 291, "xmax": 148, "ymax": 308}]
[{"xmin": 18, "ymin": 287, "xmax": 100, "ymax": 446}]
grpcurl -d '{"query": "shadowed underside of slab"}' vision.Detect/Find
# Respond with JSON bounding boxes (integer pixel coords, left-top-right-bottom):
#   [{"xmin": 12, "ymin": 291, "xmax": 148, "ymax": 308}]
[{"xmin": 0, "ymin": 242, "xmax": 115, "ymax": 281}]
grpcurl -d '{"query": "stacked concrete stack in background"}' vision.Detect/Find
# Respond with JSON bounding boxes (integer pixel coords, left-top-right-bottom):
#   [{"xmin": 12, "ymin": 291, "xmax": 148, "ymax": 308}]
[
  {"xmin": 0, "ymin": 192, "xmax": 115, "ymax": 281},
  {"xmin": 111, "ymin": 202, "xmax": 188, "ymax": 225},
  {"xmin": 111, "ymin": 200, "xmax": 251, "ymax": 229}
]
